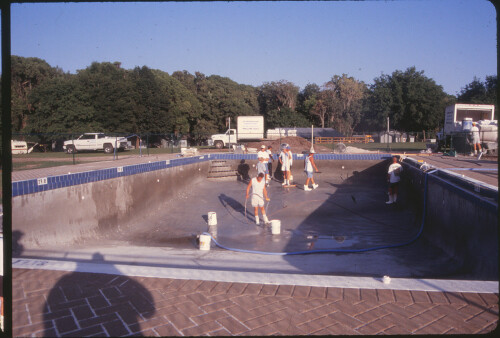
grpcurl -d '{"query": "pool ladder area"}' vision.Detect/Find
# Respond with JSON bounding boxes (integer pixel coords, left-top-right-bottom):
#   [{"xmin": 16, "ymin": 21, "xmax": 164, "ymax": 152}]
[{"xmin": 207, "ymin": 160, "xmax": 239, "ymax": 181}]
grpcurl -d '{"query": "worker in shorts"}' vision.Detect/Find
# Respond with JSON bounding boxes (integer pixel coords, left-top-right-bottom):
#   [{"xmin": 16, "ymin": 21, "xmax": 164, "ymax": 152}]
[
  {"xmin": 246, "ymin": 173, "xmax": 270, "ymax": 224},
  {"xmin": 470, "ymin": 122, "xmax": 483, "ymax": 157},
  {"xmin": 256, "ymin": 156, "xmax": 269, "ymax": 185},
  {"xmin": 257, "ymin": 145, "xmax": 269, "ymax": 161},
  {"xmin": 386, "ymin": 155, "xmax": 402, "ymax": 204},
  {"xmin": 257, "ymin": 145, "xmax": 270, "ymax": 183},
  {"xmin": 279, "ymin": 144, "xmax": 293, "ymax": 186},
  {"xmin": 266, "ymin": 145, "xmax": 274, "ymax": 183},
  {"xmin": 304, "ymin": 149, "xmax": 319, "ymax": 191}
]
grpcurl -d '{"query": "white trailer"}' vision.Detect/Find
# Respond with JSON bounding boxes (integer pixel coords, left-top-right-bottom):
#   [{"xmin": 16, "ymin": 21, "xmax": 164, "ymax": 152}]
[
  {"xmin": 441, "ymin": 103, "xmax": 497, "ymax": 154},
  {"xmin": 444, "ymin": 103, "xmax": 495, "ymax": 133}
]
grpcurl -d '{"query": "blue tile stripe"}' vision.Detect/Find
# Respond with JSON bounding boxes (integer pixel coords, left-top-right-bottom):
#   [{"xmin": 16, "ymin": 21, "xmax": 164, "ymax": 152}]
[{"xmin": 11, "ymin": 153, "xmax": 390, "ymax": 197}]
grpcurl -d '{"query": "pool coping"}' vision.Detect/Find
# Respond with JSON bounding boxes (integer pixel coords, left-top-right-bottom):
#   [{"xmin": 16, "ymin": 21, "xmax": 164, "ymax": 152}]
[{"xmin": 12, "ymin": 257, "xmax": 498, "ymax": 294}]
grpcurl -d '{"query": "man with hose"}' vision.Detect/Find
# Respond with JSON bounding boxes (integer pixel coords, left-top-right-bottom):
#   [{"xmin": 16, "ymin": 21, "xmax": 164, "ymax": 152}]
[{"xmin": 246, "ymin": 173, "xmax": 270, "ymax": 225}]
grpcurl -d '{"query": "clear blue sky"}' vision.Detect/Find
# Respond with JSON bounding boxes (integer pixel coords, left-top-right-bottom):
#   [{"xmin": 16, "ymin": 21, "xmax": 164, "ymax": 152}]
[{"xmin": 10, "ymin": 0, "xmax": 497, "ymax": 96}]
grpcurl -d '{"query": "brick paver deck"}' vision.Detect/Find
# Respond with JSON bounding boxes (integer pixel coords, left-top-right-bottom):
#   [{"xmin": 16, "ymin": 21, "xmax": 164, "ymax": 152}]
[
  {"xmin": 12, "ymin": 268, "xmax": 498, "ymax": 336},
  {"xmin": 8, "ymin": 151, "xmax": 499, "ymax": 336}
]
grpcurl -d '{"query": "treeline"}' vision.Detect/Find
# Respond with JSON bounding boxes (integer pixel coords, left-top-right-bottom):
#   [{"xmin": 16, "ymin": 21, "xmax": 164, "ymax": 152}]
[{"xmin": 2, "ymin": 56, "xmax": 497, "ymax": 143}]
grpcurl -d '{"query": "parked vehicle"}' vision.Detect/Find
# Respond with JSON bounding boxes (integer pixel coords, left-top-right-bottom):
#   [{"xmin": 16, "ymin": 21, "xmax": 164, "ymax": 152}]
[
  {"xmin": 443, "ymin": 103, "xmax": 495, "ymax": 134},
  {"xmin": 210, "ymin": 116, "xmax": 265, "ymax": 149},
  {"xmin": 440, "ymin": 104, "xmax": 497, "ymax": 154},
  {"xmin": 11, "ymin": 140, "xmax": 40, "ymax": 154},
  {"xmin": 63, "ymin": 133, "xmax": 128, "ymax": 154}
]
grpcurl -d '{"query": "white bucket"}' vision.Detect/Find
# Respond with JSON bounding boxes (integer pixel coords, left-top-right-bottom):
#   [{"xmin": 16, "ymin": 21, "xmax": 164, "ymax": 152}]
[
  {"xmin": 208, "ymin": 212, "xmax": 217, "ymax": 226},
  {"xmin": 199, "ymin": 234, "xmax": 211, "ymax": 250},
  {"xmin": 271, "ymin": 220, "xmax": 281, "ymax": 235}
]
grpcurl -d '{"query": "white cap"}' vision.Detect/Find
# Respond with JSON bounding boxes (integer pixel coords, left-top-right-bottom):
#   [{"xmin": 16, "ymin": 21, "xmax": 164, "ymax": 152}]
[
  {"xmin": 261, "ymin": 145, "xmax": 266, "ymax": 148},
  {"xmin": 310, "ymin": 147, "xmax": 316, "ymax": 153}
]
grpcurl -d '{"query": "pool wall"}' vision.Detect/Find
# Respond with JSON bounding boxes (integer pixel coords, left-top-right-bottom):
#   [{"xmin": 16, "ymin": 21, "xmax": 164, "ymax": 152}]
[
  {"xmin": 402, "ymin": 159, "xmax": 498, "ymax": 279},
  {"xmin": 13, "ymin": 159, "xmax": 211, "ymax": 248}
]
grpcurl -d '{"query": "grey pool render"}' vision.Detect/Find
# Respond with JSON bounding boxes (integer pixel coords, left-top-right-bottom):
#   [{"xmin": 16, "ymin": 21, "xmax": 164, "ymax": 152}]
[{"xmin": 11, "ymin": 152, "xmax": 498, "ymax": 286}]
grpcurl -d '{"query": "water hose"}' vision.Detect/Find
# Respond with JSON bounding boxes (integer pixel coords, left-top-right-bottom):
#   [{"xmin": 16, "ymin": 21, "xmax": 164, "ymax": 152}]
[{"xmin": 204, "ymin": 169, "xmax": 437, "ymax": 255}]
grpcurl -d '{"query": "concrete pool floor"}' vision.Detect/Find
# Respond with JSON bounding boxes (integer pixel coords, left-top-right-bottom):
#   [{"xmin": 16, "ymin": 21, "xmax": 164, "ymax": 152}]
[
  {"xmin": 8, "ymin": 153, "xmax": 499, "ymax": 336},
  {"xmin": 18, "ymin": 176, "xmax": 470, "ymax": 280}
]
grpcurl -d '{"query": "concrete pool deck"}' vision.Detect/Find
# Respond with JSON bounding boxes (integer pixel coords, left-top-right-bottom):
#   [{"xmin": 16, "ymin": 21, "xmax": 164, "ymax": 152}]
[{"xmin": 7, "ymin": 151, "xmax": 499, "ymax": 335}]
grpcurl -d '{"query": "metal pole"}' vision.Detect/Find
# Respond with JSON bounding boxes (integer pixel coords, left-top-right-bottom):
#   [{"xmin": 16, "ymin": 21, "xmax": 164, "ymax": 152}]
[
  {"xmin": 228, "ymin": 117, "xmax": 231, "ymax": 149},
  {"xmin": 311, "ymin": 124, "xmax": 314, "ymax": 151},
  {"xmin": 386, "ymin": 116, "xmax": 389, "ymax": 152},
  {"xmin": 72, "ymin": 133, "xmax": 75, "ymax": 165},
  {"xmin": 147, "ymin": 134, "xmax": 149, "ymax": 156},
  {"xmin": 139, "ymin": 136, "xmax": 142, "ymax": 157}
]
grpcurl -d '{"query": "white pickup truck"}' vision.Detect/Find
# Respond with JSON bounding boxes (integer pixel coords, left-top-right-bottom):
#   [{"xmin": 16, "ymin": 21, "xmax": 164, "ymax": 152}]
[{"xmin": 63, "ymin": 133, "xmax": 128, "ymax": 154}]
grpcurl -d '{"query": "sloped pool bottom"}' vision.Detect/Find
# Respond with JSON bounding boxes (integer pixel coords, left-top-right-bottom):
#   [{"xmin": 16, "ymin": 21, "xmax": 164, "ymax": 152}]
[{"xmin": 116, "ymin": 171, "xmax": 465, "ymax": 279}]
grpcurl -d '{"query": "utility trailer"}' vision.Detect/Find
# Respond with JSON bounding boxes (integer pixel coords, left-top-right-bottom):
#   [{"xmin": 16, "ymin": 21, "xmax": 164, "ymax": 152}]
[{"xmin": 440, "ymin": 104, "xmax": 497, "ymax": 155}]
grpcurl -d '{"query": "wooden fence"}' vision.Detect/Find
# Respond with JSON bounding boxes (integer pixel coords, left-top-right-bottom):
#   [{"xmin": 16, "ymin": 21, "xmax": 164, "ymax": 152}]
[{"xmin": 315, "ymin": 136, "xmax": 374, "ymax": 144}]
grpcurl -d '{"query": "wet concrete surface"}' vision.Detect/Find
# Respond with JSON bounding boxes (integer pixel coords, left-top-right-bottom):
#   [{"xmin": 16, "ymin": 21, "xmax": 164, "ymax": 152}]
[{"xmin": 17, "ymin": 161, "xmax": 473, "ymax": 280}]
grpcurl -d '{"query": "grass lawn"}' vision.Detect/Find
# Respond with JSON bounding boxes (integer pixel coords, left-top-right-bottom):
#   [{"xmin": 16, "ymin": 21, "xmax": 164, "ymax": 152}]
[{"xmin": 13, "ymin": 161, "xmax": 80, "ymax": 171}]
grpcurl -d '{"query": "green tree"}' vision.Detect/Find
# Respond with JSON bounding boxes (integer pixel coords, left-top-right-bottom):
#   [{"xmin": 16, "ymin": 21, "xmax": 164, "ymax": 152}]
[
  {"xmin": 297, "ymin": 83, "xmax": 320, "ymax": 126},
  {"xmin": 28, "ymin": 74, "xmax": 102, "ymax": 137},
  {"xmin": 311, "ymin": 89, "xmax": 335, "ymax": 128},
  {"xmin": 153, "ymin": 69, "xmax": 202, "ymax": 134},
  {"xmin": 457, "ymin": 75, "xmax": 497, "ymax": 116},
  {"xmin": 258, "ymin": 80, "xmax": 299, "ymax": 114},
  {"xmin": 265, "ymin": 107, "xmax": 310, "ymax": 129},
  {"xmin": 173, "ymin": 71, "xmax": 259, "ymax": 133},
  {"xmin": 75, "ymin": 62, "xmax": 136, "ymax": 132},
  {"xmin": 325, "ymin": 74, "xmax": 366, "ymax": 135},
  {"xmin": 363, "ymin": 67, "xmax": 452, "ymax": 132},
  {"xmin": 11, "ymin": 56, "xmax": 63, "ymax": 132}
]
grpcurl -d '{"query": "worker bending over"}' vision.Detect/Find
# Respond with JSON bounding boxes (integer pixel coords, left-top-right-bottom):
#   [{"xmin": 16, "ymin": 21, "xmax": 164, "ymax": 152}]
[{"xmin": 246, "ymin": 173, "xmax": 270, "ymax": 225}]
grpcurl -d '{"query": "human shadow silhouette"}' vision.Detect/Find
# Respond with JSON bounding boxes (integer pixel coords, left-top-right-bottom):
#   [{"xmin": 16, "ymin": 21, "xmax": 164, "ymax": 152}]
[
  {"xmin": 12, "ymin": 230, "xmax": 24, "ymax": 257},
  {"xmin": 218, "ymin": 193, "xmax": 246, "ymax": 217},
  {"xmin": 237, "ymin": 160, "xmax": 250, "ymax": 182},
  {"xmin": 43, "ymin": 252, "xmax": 155, "ymax": 337}
]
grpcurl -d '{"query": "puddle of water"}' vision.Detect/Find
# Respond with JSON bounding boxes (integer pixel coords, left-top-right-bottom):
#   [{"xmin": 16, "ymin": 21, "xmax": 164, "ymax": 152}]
[{"xmin": 308, "ymin": 236, "xmax": 356, "ymax": 249}]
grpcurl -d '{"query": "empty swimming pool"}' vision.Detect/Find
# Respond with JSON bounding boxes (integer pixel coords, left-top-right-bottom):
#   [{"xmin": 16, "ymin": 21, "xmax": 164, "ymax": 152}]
[{"xmin": 11, "ymin": 155, "xmax": 498, "ymax": 281}]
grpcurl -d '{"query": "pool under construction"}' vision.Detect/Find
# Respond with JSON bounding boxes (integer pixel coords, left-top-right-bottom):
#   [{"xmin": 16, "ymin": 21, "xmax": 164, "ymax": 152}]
[{"xmin": 11, "ymin": 153, "xmax": 498, "ymax": 287}]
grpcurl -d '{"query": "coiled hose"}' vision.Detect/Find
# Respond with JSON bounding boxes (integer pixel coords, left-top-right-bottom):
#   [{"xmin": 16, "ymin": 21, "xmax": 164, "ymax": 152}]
[{"xmin": 204, "ymin": 169, "xmax": 437, "ymax": 255}]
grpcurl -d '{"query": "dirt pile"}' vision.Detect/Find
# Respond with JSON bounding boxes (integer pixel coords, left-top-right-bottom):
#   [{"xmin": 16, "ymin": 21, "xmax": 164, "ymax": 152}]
[{"xmin": 245, "ymin": 136, "xmax": 378, "ymax": 154}]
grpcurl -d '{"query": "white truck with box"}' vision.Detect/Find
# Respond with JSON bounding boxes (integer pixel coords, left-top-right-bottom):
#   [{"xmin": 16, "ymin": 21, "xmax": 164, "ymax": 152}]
[{"xmin": 210, "ymin": 116, "xmax": 265, "ymax": 149}]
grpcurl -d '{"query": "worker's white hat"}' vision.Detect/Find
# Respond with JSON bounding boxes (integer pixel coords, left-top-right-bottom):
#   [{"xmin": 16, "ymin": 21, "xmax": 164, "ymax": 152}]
[{"xmin": 261, "ymin": 145, "xmax": 266, "ymax": 148}]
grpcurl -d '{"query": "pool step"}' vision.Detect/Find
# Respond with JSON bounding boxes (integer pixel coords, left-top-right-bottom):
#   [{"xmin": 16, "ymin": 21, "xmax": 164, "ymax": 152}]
[{"xmin": 208, "ymin": 160, "xmax": 238, "ymax": 180}]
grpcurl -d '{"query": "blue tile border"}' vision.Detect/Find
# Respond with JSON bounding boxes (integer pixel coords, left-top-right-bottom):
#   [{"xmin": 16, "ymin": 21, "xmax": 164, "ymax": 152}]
[{"xmin": 11, "ymin": 153, "xmax": 391, "ymax": 197}]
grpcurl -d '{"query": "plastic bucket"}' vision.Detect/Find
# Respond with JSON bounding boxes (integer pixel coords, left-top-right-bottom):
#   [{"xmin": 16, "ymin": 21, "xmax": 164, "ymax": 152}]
[
  {"xmin": 208, "ymin": 212, "xmax": 217, "ymax": 226},
  {"xmin": 271, "ymin": 220, "xmax": 281, "ymax": 235},
  {"xmin": 199, "ymin": 234, "xmax": 211, "ymax": 250}
]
